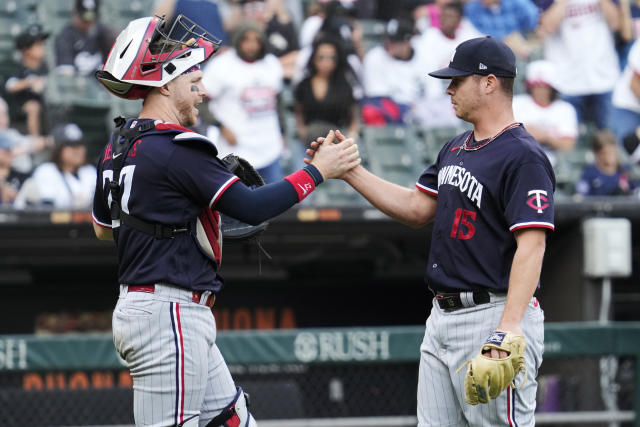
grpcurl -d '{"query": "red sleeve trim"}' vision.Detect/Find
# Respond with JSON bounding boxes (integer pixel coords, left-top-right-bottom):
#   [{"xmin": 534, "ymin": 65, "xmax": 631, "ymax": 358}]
[
  {"xmin": 92, "ymin": 213, "xmax": 112, "ymax": 229},
  {"xmin": 510, "ymin": 222, "xmax": 555, "ymax": 232},
  {"xmin": 284, "ymin": 169, "xmax": 316, "ymax": 201},
  {"xmin": 416, "ymin": 183, "xmax": 438, "ymax": 197}
]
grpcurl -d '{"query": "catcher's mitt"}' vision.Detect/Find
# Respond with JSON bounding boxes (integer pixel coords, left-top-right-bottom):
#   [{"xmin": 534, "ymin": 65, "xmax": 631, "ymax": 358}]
[
  {"xmin": 220, "ymin": 154, "xmax": 269, "ymax": 240},
  {"xmin": 457, "ymin": 330, "xmax": 527, "ymax": 405}
]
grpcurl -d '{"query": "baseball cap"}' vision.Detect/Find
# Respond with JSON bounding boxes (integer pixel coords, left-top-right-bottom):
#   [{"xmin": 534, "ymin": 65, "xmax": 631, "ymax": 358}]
[
  {"xmin": 385, "ymin": 18, "xmax": 415, "ymax": 42},
  {"xmin": 525, "ymin": 60, "xmax": 558, "ymax": 89},
  {"xmin": 52, "ymin": 123, "xmax": 85, "ymax": 146},
  {"xmin": 75, "ymin": 0, "xmax": 99, "ymax": 22},
  {"xmin": 15, "ymin": 24, "xmax": 49, "ymax": 50},
  {"xmin": 429, "ymin": 36, "xmax": 516, "ymax": 79}
]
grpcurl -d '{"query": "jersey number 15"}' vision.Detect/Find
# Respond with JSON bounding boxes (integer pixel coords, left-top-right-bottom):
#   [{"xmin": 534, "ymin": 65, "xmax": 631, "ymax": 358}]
[{"xmin": 450, "ymin": 208, "xmax": 476, "ymax": 240}]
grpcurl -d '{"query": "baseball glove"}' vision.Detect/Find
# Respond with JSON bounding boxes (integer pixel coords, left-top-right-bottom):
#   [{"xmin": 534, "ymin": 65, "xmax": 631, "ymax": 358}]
[
  {"xmin": 220, "ymin": 154, "xmax": 268, "ymax": 240},
  {"xmin": 457, "ymin": 330, "xmax": 527, "ymax": 405}
]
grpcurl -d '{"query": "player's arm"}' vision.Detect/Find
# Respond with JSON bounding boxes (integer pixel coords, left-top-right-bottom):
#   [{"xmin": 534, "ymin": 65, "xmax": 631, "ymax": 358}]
[
  {"xmin": 343, "ymin": 165, "xmax": 437, "ymax": 228},
  {"xmin": 489, "ymin": 228, "xmax": 546, "ymax": 358},
  {"xmin": 217, "ymin": 132, "xmax": 360, "ymax": 224},
  {"xmin": 305, "ymin": 130, "xmax": 437, "ymax": 228},
  {"xmin": 93, "ymin": 222, "xmax": 114, "ymax": 241}
]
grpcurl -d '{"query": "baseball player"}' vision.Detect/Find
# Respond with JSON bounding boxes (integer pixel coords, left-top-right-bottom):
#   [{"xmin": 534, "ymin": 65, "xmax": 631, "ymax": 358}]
[
  {"xmin": 91, "ymin": 15, "xmax": 359, "ymax": 427},
  {"xmin": 308, "ymin": 36, "xmax": 554, "ymax": 426}
]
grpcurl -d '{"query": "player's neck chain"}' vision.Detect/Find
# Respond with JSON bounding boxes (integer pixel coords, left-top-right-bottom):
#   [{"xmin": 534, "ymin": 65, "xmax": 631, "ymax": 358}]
[{"xmin": 457, "ymin": 122, "xmax": 521, "ymax": 156}]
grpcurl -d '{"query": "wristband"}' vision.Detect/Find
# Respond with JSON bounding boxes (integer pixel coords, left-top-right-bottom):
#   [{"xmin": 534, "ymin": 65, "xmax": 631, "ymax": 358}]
[
  {"xmin": 284, "ymin": 169, "xmax": 317, "ymax": 201},
  {"xmin": 303, "ymin": 164, "xmax": 324, "ymax": 186}
]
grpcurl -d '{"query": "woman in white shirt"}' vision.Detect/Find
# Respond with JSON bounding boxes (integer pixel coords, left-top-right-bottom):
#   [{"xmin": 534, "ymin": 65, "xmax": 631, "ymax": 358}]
[
  {"xmin": 513, "ymin": 60, "xmax": 579, "ymax": 165},
  {"xmin": 14, "ymin": 122, "xmax": 96, "ymax": 209}
]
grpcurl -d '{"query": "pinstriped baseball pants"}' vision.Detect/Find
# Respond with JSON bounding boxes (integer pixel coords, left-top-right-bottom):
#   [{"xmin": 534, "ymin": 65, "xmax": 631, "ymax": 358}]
[
  {"xmin": 112, "ymin": 284, "xmax": 237, "ymax": 427},
  {"xmin": 417, "ymin": 296, "xmax": 544, "ymax": 427}
]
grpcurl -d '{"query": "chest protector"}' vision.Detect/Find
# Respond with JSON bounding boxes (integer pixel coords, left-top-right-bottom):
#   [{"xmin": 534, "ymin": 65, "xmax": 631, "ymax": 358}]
[{"xmin": 109, "ymin": 117, "xmax": 223, "ymax": 265}]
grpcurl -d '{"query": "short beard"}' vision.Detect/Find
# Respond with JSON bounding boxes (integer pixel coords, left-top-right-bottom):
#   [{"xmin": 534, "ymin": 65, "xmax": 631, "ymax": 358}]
[{"xmin": 177, "ymin": 103, "xmax": 196, "ymax": 127}]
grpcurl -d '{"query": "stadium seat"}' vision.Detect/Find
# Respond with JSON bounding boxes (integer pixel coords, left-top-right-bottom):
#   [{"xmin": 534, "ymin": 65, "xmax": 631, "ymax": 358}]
[
  {"xmin": 313, "ymin": 179, "xmax": 364, "ymax": 207},
  {"xmin": 101, "ymin": 0, "xmax": 156, "ymax": 32},
  {"xmin": 418, "ymin": 125, "xmax": 464, "ymax": 166},
  {"xmin": 45, "ymin": 70, "xmax": 111, "ymax": 109},
  {"xmin": 36, "ymin": 0, "xmax": 74, "ymax": 36},
  {"xmin": 361, "ymin": 125, "xmax": 424, "ymax": 188},
  {"xmin": 554, "ymin": 147, "xmax": 590, "ymax": 195},
  {"xmin": 359, "ymin": 19, "xmax": 386, "ymax": 52}
]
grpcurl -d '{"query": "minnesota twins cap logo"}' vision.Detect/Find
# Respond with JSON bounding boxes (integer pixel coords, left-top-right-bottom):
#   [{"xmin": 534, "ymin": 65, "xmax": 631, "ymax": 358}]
[{"xmin": 526, "ymin": 190, "xmax": 549, "ymax": 213}]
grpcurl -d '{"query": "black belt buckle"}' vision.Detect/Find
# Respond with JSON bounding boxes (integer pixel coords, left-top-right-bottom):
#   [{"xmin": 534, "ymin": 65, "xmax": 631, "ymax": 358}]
[
  {"xmin": 435, "ymin": 291, "xmax": 491, "ymax": 311},
  {"xmin": 435, "ymin": 293, "xmax": 463, "ymax": 311}
]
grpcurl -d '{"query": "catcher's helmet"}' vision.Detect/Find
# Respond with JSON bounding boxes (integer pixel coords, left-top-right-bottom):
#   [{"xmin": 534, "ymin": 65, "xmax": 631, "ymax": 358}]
[{"xmin": 95, "ymin": 15, "xmax": 221, "ymax": 99}]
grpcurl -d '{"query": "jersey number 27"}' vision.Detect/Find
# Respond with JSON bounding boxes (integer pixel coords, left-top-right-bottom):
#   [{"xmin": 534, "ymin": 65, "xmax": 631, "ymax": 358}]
[
  {"xmin": 103, "ymin": 165, "xmax": 136, "ymax": 214},
  {"xmin": 450, "ymin": 208, "xmax": 476, "ymax": 240}
]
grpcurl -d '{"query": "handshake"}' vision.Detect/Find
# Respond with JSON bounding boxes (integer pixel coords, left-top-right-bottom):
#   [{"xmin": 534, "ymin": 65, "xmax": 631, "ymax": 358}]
[{"xmin": 303, "ymin": 130, "xmax": 361, "ymax": 180}]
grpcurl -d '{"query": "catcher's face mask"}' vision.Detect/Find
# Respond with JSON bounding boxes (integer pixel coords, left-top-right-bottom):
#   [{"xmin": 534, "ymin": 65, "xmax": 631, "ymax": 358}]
[{"xmin": 96, "ymin": 15, "xmax": 221, "ymax": 99}]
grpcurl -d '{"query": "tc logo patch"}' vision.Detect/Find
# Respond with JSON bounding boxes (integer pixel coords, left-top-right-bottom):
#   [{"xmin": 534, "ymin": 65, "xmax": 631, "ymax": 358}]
[{"xmin": 526, "ymin": 190, "xmax": 549, "ymax": 213}]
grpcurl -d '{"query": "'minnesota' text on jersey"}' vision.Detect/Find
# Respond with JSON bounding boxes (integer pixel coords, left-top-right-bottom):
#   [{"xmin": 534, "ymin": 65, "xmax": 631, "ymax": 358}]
[{"xmin": 416, "ymin": 124, "xmax": 555, "ymax": 292}]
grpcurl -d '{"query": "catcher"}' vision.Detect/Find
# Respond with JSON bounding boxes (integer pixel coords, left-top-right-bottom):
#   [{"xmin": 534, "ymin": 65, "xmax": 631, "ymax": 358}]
[{"xmin": 91, "ymin": 15, "xmax": 360, "ymax": 427}]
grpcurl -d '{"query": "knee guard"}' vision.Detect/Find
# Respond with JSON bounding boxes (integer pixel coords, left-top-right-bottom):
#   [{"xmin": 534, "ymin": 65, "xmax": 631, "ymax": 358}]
[{"xmin": 205, "ymin": 387, "xmax": 257, "ymax": 427}]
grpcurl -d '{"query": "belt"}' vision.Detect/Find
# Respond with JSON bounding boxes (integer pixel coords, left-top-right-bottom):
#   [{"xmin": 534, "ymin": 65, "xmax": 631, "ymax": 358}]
[
  {"xmin": 435, "ymin": 290, "xmax": 493, "ymax": 311},
  {"xmin": 128, "ymin": 285, "xmax": 216, "ymax": 308}
]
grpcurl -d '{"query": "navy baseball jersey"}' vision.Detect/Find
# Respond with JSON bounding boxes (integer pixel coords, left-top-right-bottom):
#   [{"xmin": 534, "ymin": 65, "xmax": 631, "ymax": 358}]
[
  {"xmin": 92, "ymin": 120, "xmax": 239, "ymax": 292},
  {"xmin": 416, "ymin": 124, "xmax": 555, "ymax": 293}
]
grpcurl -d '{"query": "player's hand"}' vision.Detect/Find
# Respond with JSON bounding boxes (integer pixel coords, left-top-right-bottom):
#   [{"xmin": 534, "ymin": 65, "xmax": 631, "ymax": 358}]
[
  {"xmin": 309, "ymin": 130, "xmax": 360, "ymax": 179},
  {"xmin": 303, "ymin": 136, "xmax": 324, "ymax": 163},
  {"xmin": 485, "ymin": 323, "xmax": 523, "ymax": 359},
  {"xmin": 303, "ymin": 129, "xmax": 348, "ymax": 162}
]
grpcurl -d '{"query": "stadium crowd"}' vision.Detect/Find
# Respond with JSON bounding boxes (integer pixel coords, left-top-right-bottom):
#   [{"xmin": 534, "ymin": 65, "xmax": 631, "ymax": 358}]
[{"xmin": 2, "ymin": 0, "xmax": 640, "ymax": 208}]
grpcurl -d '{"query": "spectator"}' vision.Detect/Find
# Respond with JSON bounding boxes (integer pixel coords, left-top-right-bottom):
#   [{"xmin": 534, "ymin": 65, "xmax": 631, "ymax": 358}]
[
  {"xmin": 414, "ymin": 0, "xmax": 453, "ymax": 32},
  {"xmin": 612, "ymin": 38, "xmax": 640, "ymax": 143},
  {"xmin": 5, "ymin": 24, "xmax": 49, "ymax": 137},
  {"xmin": 623, "ymin": 124, "xmax": 640, "ymax": 163},
  {"xmin": 319, "ymin": 1, "xmax": 365, "ymax": 59},
  {"xmin": 539, "ymin": 0, "xmax": 621, "ymax": 130},
  {"xmin": 513, "ymin": 60, "xmax": 578, "ymax": 166},
  {"xmin": 54, "ymin": 0, "xmax": 116, "ymax": 76},
  {"xmin": 294, "ymin": 34, "xmax": 359, "ymax": 146},
  {"xmin": 0, "ymin": 97, "xmax": 53, "ymax": 174},
  {"xmin": 263, "ymin": 0, "xmax": 300, "ymax": 80},
  {"xmin": 13, "ymin": 123, "xmax": 96, "ymax": 209},
  {"xmin": 464, "ymin": 0, "xmax": 539, "ymax": 58},
  {"xmin": 227, "ymin": 0, "xmax": 300, "ymax": 80},
  {"xmin": 361, "ymin": 18, "xmax": 441, "ymax": 125},
  {"xmin": 415, "ymin": 2, "xmax": 482, "ymax": 72},
  {"xmin": 299, "ymin": 1, "xmax": 364, "ymax": 58},
  {"xmin": 0, "ymin": 137, "xmax": 29, "ymax": 206},
  {"xmin": 617, "ymin": 0, "xmax": 640, "ymax": 67},
  {"xmin": 299, "ymin": 0, "xmax": 327, "ymax": 49},
  {"xmin": 152, "ymin": 0, "xmax": 228, "ymax": 45},
  {"xmin": 575, "ymin": 129, "xmax": 636, "ymax": 196},
  {"xmin": 202, "ymin": 22, "xmax": 285, "ymax": 183}
]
